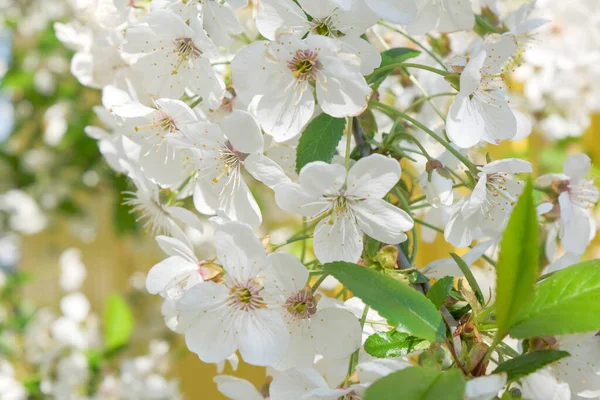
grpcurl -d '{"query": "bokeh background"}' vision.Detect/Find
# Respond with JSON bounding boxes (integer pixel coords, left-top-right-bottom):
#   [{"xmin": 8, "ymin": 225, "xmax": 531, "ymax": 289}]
[{"xmin": 1, "ymin": 0, "xmax": 599, "ymax": 398}]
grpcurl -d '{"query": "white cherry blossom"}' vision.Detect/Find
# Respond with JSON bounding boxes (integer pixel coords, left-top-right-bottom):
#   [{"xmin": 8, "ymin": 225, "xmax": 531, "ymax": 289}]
[
  {"xmin": 406, "ymin": 0, "xmax": 474, "ymax": 35},
  {"xmin": 362, "ymin": 0, "xmax": 418, "ymax": 25},
  {"xmin": 446, "ymin": 36, "xmax": 518, "ymax": 148},
  {"xmin": 112, "ymin": 98, "xmax": 197, "ymax": 188},
  {"xmin": 275, "ymin": 154, "xmax": 414, "ymax": 263},
  {"xmin": 174, "ymin": 110, "xmax": 289, "ymax": 227},
  {"xmin": 231, "ymin": 34, "xmax": 371, "ymax": 141},
  {"xmin": 176, "ymin": 222, "xmax": 290, "ymax": 366},
  {"xmin": 264, "ymin": 253, "xmax": 362, "ymax": 370},
  {"xmin": 257, "ymin": 0, "xmax": 380, "ymax": 74},
  {"xmin": 537, "ymin": 154, "xmax": 598, "ymax": 256},
  {"xmin": 121, "ymin": 10, "xmax": 225, "ymax": 104},
  {"xmin": 444, "ymin": 159, "xmax": 532, "ymax": 247}
]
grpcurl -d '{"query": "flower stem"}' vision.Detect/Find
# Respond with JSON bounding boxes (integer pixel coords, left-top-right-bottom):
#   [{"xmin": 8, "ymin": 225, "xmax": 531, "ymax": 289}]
[
  {"xmin": 270, "ymin": 234, "xmax": 311, "ymax": 250},
  {"xmin": 378, "ymin": 21, "xmax": 448, "ymax": 70},
  {"xmin": 346, "ymin": 305, "xmax": 370, "ymax": 380},
  {"xmin": 311, "ymin": 273, "xmax": 330, "ymax": 293},
  {"xmin": 370, "ymin": 101, "xmax": 478, "ymax": 175},
  {"xmin": 345, "ymin": 117, "xmax": 353, "ymax": 171},
  {"xmin": 373, "ymin": 62, "xmax": 450, "ymax": 78}
]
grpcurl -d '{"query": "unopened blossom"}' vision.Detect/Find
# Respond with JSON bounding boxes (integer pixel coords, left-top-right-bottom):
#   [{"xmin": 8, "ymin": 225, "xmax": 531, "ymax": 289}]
[
  {"xmin": 446, "ymin": 36, "xmax": 518, "ymax": 148},
  {"xmin": 406, "ymin": 0, "xmax": 474, "ymax": 35},
  {"xmin": 265, "ymin": 253, "xmax": 362, "ymax": 370},
  {"xmin": 176, "ymin": 222, "xmax": 289, "ymax": 366},
  {"xmin": 445, "ymin": 159, "xmax": 532, "ymax": 247},
  {"xmin": 112, "ymin": 98, "xmax": 197, "ymax": 187},
  {"xmin": 121, "ymin": 10, "xmax": 225, "ymax": 104},
  {"xmin": 419, "ymin": 150, "xmax": 460, "ymax": 207},
  {"xmin": 231, "ymin": 34, "xmax": 371, "ymax": 141},
  {"xmin": 257, "ymin": 0, "xmax": 380, "ymax": 74},
  {"xmin": 174, "ymin": 110, "xmax": 289, "ymax": 227},
  {"xmin": 275, "ymin": 154, "xmax": 414, "ymax": 263},
  {"xmin": 537, "ymin": 154, "xmax": 598, "ymax": 256}
]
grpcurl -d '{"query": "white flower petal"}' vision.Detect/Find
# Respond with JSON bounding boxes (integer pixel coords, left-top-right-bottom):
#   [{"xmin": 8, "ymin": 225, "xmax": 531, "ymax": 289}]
[
  {"xmin": 215, "ymin": 222, "xmax": 268, "ymax": 280},
  {"xmin": 214, "ymin": 376, "xmax": 264, "ymax": 400},
  {"xmin": 481, "ymin": 158, "xmax": 533, "ymax": 174},
  {"xmin": 346, "ymin": 154, "xmax": 400, "ymax": 199},
  {"xmin": 354, "ymin": 198, "xmax": 413, "ymax": 244},
  {"xmin": 156, "ymin": 235, "xmax": 197, "ymax": 262},
  {"xmin": 244, "ymin": 153, "xmax": 291, "ymax": 189},
  {"xmin": 339, "ymin": 36, "xmax": 382, "ymax": 75},
  {"xmin": 238, "ymin": 308, "xmax": 289, "ymax": 366},
  {"xmin": 270, "ymin": 368, "xmax": 330, "ymax": 400},
  {"xmin": 257, "ymin": 0, "xmax": 308, "ymax": 40},
  {"xmin": 220, "ymin": 110, "xmax": 264, "ymax": 154},
  {"xmin": 563, "ymin": 154, "xmax": 591, "ymax": 182},
  {"xmin": 364, "ymin": 0, "xmax": 417, "ymax": 24},
  {"xmin": 264, "ymin": 252, "xmax": 309, "ymax": 299},
  {"xmin": 184, "ymin": 310, "xmax": 238, "ymax": 363},
  {"xmin": 275, "ymin": 183, "xmax": 331, "ymax": 217},
  {"xmin": 299, "ymin": 161, "xmax": 346, "ymax": 197},
  {"xmin": 146, "ymin": 256, "xmax": 199, "ymax": 295},
  {"xmin": 176, "ymin": 281, "xmax": 229, "ymax": 312},
  {"xmin": 447, "ymin": 94, "xmax": 484, "ymax": 148},
  {"xmin": 464, "ymin": 373, "xmax": 507, "ymax": 400},
  {"xmin": 313, "ymin": 214, "xmax": 363, "ymax": 263},
  {"xmin": 313, "ymin": 307, "xmax": 362, "ymax": 360}
]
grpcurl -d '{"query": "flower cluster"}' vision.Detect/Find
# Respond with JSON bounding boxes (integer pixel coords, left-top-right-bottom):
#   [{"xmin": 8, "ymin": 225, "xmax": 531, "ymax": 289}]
[{"xmin": 41, "ymin": 0, "xmax": 600, "ymax": 398}]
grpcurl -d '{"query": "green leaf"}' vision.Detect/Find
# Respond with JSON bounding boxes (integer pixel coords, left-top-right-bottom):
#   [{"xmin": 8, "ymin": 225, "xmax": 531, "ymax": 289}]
[
  {"xmin": 365, "ymin": 367, "xmax": 465, "ymax": 400},
  {"xmin": 103, "ymin": 294, "xmax": 134, "ymax": 352},
  {"xmin": 368, "ymin": 48, "xmax": 421, "ymax": 86},
  {"xmin": 494, "ymin": 350, "xmax": 570, "ymax": 381},
  {"xmin": 450, "ymin": 253, "xmax": 485, "ymax": 306},
  {"xmin": 364, "ymin": 331, "xmax": 428, "ymax": 358},
  {"xmin": 295, "ymin": 114, "xmax": 346, "ymax": 172},
  {"xmin": 427, "ymin": 277, "xmax": 454, "ymax": 309},
  {"xmin": 510, "ymin": 260, "xmax": 600, "ymax": 338},
  {"xmin": 495, "ymin": 179, "xmax": 539, "ymax": 338},
  {"xmin": 323, "ymin": 262, "xmax": 445, "ymax": 342}
]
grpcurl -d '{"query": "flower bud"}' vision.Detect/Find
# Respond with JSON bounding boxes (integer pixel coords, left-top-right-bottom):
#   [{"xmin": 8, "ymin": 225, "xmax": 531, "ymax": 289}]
[
  {"xmin": 467, "ymin": 342, "xmax": 490, "ymax": 376},
  {"xmin": 528, "ymin": 336, "xmax": 559, "ymax": 352},
  {"xmin": 373, "ymin": 245, "xmax": 399, "ymax": 269}
]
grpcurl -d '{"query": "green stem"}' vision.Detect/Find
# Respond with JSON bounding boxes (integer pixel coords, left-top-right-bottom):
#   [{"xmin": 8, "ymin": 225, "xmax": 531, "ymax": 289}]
[
  {"xmin": 346, "ymin": 305, "xmax": 370, "ymax": 379},
  {"xmin": 410, "ymin": 183, "xmax": 465, "ymax": 204},
  {"xmin": 345, "ymin": 117, "xmax": 353, "ymax": 171},
  {"xmin": 379, "ymin": 21, "xmax": 448, "ymax": 70},
  {"xmin": 188, "ymin": 96, "xmax": 203, "ymax": 109},
  {"xmin": 271, "ymin": 234, "xmax": 311, "ymax": 250},
  {"xmin": 413, "ymin": 218, "xmax": 444, "ymax": 234},
  {"xmin": 405, "ymin": 92, "xmax": 457, "ymax": 113},
  {"xmin": 370, "ymin": 101, "xmax": 478, "ymax": 175},
  {"xmin": 475, "ymin": 14, "xmax": 501, "ymax": 34},
  {"xmin": 311, "ymin": 273, "xmax": 330, "ymax": 293},
  {"xmin": 374, "ymin": 62, "xmax": 450, "ymax": 78}
]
